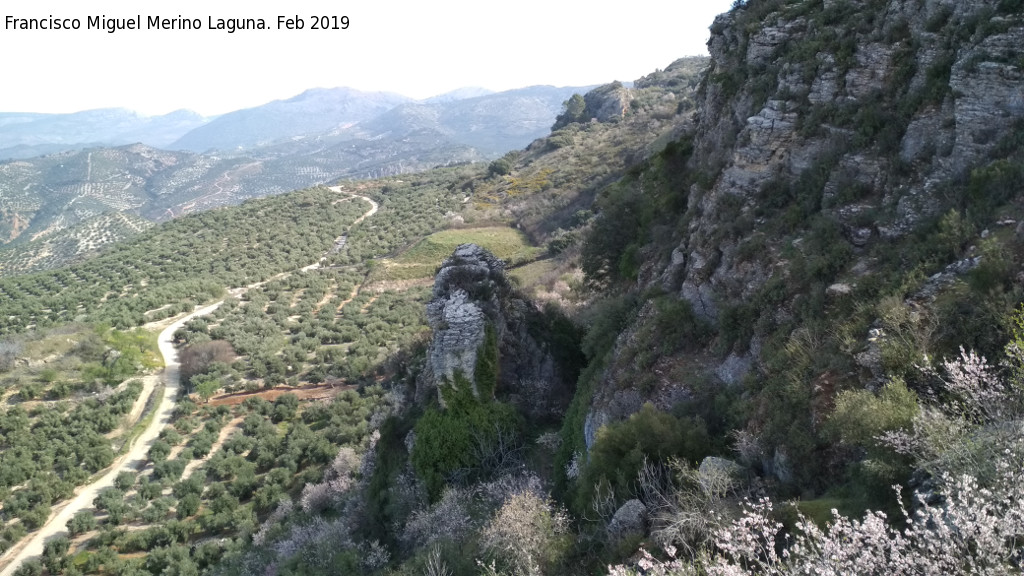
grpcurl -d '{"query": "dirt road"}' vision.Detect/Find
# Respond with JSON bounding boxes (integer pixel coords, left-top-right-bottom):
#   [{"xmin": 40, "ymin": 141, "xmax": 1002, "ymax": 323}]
[
  {"xmin": 0, "ymin": 182, "xmax": 379, "ymax": 574},
  {"xmin": 300, "ymin": 185, "xmax": 378, "ymax": 273},
  {"xmin": 0, "ymin": 302, "xmax": 223, "ymax": 576}
]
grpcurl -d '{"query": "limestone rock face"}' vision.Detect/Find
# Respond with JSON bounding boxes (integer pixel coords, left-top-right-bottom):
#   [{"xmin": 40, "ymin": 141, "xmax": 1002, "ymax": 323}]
[
  {"xmin": 668, "ymin": 0, "xmax": 1024, "ymax": 321},
  {"xmin": 583, "ymin": 82, "xmax": 632, "ymax": 123},
  {"xmin": 583, "ymin": 0, "xmax": 1024, "ymax": 475},
  {"xmin": 423, "ymin": 243, "xmax": 505, "ymax": 401},
  {"xmin": 419, "ymin": 244, "xmax": 577, "ymax": 419}
]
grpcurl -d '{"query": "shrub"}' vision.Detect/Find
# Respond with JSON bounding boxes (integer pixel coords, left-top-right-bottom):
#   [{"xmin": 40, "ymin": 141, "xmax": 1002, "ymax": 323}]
[
  {"xmin": 67, "ymin": 509, "xmax": 97, "ymax": 536},
  {"xmin": 411, "ymin": 379, "xmax": 521, "ymax": 500},
  {"xmin": 401, "ymin": 486, "xmax": 478, "ymax": 549},
  {"xmin": 176, "ymin": 494, "xmax": 200, "ymax": 519},
  {"xmin": 705, "ymin": 450, "xmax": 1024, "ymax": 575},
  {"xmin": 272, "ymin": 393, "xmax": 299, "ymax": 423},
  {"xmin": 826, "ymin": 378, "xmax": 919, "ymax": 448},
  {"xmin": 480, "ymin": 491, "xmax": 571, "ymax": 576},
  {"xmin": 574, "ymin": 404, "xmax": 711, "ymax": 516},
  {"xmin": 614, "ymin": 450, "xmax": 1024, "ymax": 575},
  {"xmin": 963, "ymin": 159, "xmax": 1024, "ymax": 224}
]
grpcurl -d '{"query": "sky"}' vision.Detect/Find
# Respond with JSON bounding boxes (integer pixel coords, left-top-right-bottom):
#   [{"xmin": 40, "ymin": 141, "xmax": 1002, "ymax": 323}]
[{"xmin": 1, "ymin": 0, "xmax": 735, "ymax": 117}]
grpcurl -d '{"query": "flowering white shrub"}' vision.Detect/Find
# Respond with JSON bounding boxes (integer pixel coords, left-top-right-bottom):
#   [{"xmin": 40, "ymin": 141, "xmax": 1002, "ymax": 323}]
[
  {"xmin": 879, "ymin": 348, "xmax": 1024, "ymax": 486},
  {"xmin": 920, "ymin": 347, "xmax": 1016, "ymax": 422},
  {"xmin": 252, "ymin": 497, "xmax": 293, "ymax": 546},
  {"xmin": 607, "ymin": 546, "xmax": 702, "ymax": 576},
  {"xmin": 565, "ymin": 451, "xmax": 582, "ymax": 480},
  {"xmin": 481, "ymin": 490, "xmax": 571, "ymax": 576},
  {"xmin": 609, "ymin": 337, "xmax": 1024, "ymax": 575},
  {"xmin": 359, "ymin": 539, "xmax": 390, "ymax": 572},
  {"xmin": 706, "ymin": 448, "xmax": 1024, "ymax": 575},
  {"xmin": 299, "ymin": 447, "xmax": 361, "ymax": 513},
  {"xmin": 610, "ymin": 447, "xmax": 1024, "ymax": 575},
  {"xmin": 402, "ymin": 486, "xmax": 478, "ymax": 549},
  {"xmin": 479, "ymin": 472, "xmax": 544, "ymax": 507}
]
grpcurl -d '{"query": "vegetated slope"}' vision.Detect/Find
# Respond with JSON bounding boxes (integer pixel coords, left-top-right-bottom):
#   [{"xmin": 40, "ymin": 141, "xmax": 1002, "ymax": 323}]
[
  {"xmin": 556, "ymin": 0, "xmax": 1024, "ymax": 540},
  {"xmin": 0, "ymin": 145, "xmax": 197, "ymax": 245},
  {"xmin": 0, "ymin": 143, "xmax": 475, "ymax": 276},
  {"xmin": 368, "ymin": 226, "xmax": 543, "ymax": 284},
  {"xmin": 243, "ymin": 127, "xmax": 486, "ymax": 183},
  {"xmin": 0, "ymin": 160, "xmax": 490, "ymax": 335},
  {"xmin": 0, "ymin": 212, "xmax": 152, "ymax": 276},
  {"xmin": 0, "ymin": 169, "xmax": 495, "ymax": 576},
  {"xmin": 0, "ymin": 324, "xmax": 160, "ymax": 554},
  {"xmin": 469, "ymin": 57, "xmax": 709, "ymax": 243},
  {"xmin": 0, "ymin": 187, "xmax": 369, "ymax": 333}
]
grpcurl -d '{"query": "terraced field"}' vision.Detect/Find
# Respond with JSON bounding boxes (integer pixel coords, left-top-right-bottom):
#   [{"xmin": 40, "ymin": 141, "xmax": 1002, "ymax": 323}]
[
  {"xmin": 369, "ymin": 226, "xmax": 544, "ymax": 284},
  {"xmin": 0, "ymin": 213, "xmax": 153, "ymax": 276}
]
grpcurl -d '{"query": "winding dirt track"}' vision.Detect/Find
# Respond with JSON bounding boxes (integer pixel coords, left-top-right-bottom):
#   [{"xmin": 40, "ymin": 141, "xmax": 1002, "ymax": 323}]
[
  {"xmin": 301, "ymin": 186, "xmax": 378, "ymax": 273},
  {"xmin": 0, "ymin": 301, "xmax": 223, "ymax": 576},
  {"xmin": 335, "ymin": 186, "xmax": 378, "ymax": 225},
  {"xmin": 0, "ymin": 184, "xmax": 379, "ymax": 574}
]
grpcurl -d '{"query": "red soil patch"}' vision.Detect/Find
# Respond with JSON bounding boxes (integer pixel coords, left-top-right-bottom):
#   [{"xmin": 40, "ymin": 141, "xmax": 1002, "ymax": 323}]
[{"xmin": 206, "ymin": 383, "xmax": 354, "ymax": 406}]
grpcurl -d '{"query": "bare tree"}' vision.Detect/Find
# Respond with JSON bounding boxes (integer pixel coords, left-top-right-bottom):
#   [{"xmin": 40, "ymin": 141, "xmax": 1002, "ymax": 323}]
[{"xmin": 179, "ymin": 340, "xmax": 236, "ymax": 388}]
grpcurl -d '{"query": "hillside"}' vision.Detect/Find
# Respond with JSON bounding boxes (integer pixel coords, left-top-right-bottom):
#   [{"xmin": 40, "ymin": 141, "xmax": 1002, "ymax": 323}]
[
  {"xmin": 0, "ymin": 85, "xmax": 593, "ymax": 275},
  {"xmin": 0, "ymin": 1, "xmax": 1023, "ymax": 575},
  {"xmin": 356, "ymin": 85, "xmax": 590, "ymax": 155},
  {"xmin": 571, "ymin": 0, "xmax": 1024, "ymax": 488},
  {"xmin": 169, "ymin": 88, "xmax": 413, "ymax": 152},
  {"xmin": 0, "ymin": 212, "xmax": 152, "ymax": 276}
]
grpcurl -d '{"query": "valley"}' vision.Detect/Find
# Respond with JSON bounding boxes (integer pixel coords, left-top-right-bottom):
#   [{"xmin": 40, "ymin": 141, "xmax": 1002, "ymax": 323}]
[
  {"xmin": 0, "ymin": 179, "xmax": 383, "ymax": 576},
  {"xmin": 0, "ymin": 1, "xmax": 1023, "ymax": 574},
  {"xmin": 0, "ymin": 85, "xmax": 588, "ymax": 277}
]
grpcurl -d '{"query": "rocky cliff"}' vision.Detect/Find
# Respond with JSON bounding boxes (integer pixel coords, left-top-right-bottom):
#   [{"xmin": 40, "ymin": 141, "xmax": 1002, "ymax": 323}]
[
  {"xmin": 420, "ymin": 244, "xmax": 580, "ymax": 420},
  {"xmin": 578, "ymin": 0, "xmax": 1024, "ymax": 483},
  {"xmin": 665, "ymin": 0, "xmax": 1023, "ymax": 320}
]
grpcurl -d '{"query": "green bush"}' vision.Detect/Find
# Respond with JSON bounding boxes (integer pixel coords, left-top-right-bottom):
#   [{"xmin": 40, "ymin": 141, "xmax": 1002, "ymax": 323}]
[
  {"xmin": 651, "ymin": 296, "xmax": 713, "ymax": 352},
  {"xmin": 826, "ymin": 378, "xmax": 919, "ymax": 447},
  {"xmin": 573, "ymin": 403, "xmax": 711, "ymax": 515},
  {"xmin": 488, "ymin": 158, "xmax": 513, "ymax": 178},
  {"xmin": 964, "ymin": 159, "xmax": 1024, "ymax": 224},
  {"xmin": 411, "ymin": 378, "xmax": 520, "ymax": 500}
]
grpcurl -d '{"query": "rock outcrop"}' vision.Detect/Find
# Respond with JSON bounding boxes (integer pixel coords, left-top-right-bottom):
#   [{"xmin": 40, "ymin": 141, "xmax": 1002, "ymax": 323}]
[
  {"xmin": 419, "ymin": 244, "xmax": 579, "ymax": 420},
  {"xmin": 607, "ymin": 499, "xmax": 648, "ymax": 541},
  {"xmin": 583, "ymin": 82, "xmax": 633, "ymax": 123},
  {"xmin": 667, "ymin": 0, "xmax": 1024, "ymax": 321},
  {"xmin": 582, "ymin": 0, "xmax": 1024, "ymax": 467}
]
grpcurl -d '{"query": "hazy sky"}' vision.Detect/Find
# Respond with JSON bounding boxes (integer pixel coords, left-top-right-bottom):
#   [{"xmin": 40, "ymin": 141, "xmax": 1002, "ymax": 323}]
[{"xmin": 1, "ymin": 0, "xmax": 734, "ymax": 116}]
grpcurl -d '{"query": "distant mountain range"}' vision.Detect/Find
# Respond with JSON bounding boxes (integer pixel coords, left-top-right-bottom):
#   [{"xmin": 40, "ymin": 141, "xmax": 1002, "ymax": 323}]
[
  {"xmin": 0, "ymin": 82, "xmax": 594, "ymax": 272},
  {"xmin": 0, "ymin": 85, "xmax": 589, "ymax": 160},
  {"xmin": 0, "ymin": 109, "xmax": 207, "ymax": 159},
  {"xmin": 168, "ymin": 87, "xmax": 412, "ymax": 152}
]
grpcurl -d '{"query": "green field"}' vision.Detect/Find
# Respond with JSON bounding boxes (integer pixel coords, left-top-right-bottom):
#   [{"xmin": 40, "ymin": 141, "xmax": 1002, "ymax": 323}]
[
  {"xmin": 373, "ymin": 226, "xmax": 544, "ymax": 282},
  {"xmin": 509, "ymin": 258, "xmax": 559, "ymax": 288}
]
